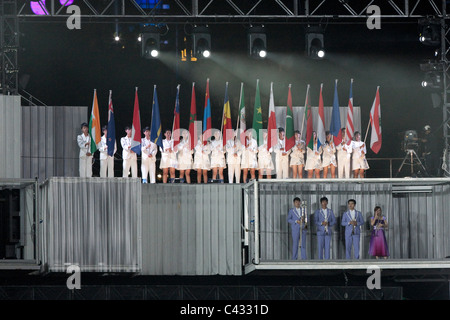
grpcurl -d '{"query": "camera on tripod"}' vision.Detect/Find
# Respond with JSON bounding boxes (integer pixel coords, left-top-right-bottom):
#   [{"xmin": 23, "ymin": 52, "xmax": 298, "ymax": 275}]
[{"xmin": 401, "ymin": 130, "xmax": 419, "ymax": 152}]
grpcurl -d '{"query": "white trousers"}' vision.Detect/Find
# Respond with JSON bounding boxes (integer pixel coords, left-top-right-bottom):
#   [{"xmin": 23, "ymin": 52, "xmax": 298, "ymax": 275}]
[
  {"xmin": 338, "ymin": 157, "xmax": 351, "ymax": 179},
  {"xmin": 141, "ymin": 158, "xmax": 156, "ymax": 183},
  {"xmin": 227, "ymin": 163, "xmax": 241, "ymax": 183},
  {"xmin": 79, "ymin": 156, "xmax": 92, "ymax": 177},
  {"xmin": 276, "ymin": 156, "xmax": 290, "ymax": 179},
  {"xmin": 123, "ymin": 158, "xmax": 138, "ymax": 178},
  {"xmin": 100, "ymin": 157, "xmax": 114, "ymax": 177}
]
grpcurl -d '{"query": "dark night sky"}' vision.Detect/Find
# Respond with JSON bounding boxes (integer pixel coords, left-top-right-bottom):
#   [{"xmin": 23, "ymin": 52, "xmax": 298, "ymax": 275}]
[{"xmin": 18, "ymin": 14, "xmax": 444, "ymax": 168}]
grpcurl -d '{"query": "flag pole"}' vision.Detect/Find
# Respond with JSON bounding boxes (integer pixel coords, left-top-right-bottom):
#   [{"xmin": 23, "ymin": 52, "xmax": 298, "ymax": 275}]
[{"xmin": 300, "ymin": 84, "xmax": 310, "ymax": 141}]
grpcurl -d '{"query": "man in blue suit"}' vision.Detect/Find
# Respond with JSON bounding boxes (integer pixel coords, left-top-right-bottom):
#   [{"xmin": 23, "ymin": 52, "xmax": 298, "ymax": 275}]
[
  {"xmin": 341, "ymin": 199, "xmax": 364, "ymax": 259},
  {"xmin": 314, "ymin": 196, "xmax": 336, "ymax": 260},
  {"xmin": 287, "ymin": 197, "xmax": 307, "ymax": 260}
]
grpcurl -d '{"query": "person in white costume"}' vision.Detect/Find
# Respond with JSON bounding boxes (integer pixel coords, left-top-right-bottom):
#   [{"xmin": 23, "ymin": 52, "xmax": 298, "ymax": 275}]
[
  {"xmin": 141, "ymin": 126, "xmax": 158, "ymax": 184},
  {"xmin": 99, "ymin": 125, "xmax": 117, "ymax": 178},
  {"xmin": 350, "ymin": 131, "xmax": 369, "ymax": 178},
  {"xmin": 210, "ymin": 131, "xmax": 226, "ymax": 183},
  {"xmin": 290, "ymin": 130, "xmax": 305, "ymax": 179},
  {"xmin": 77, "ymin": 122, "xmax": 93, "ymax": 177},
  {"xmin": 193, "ymin": 134, "xmax": 211, "ymax": 184},
  {"xmin": 305, "ymin": 131, "xmax": 322, "ymax": 179},
  {"xmin": 258, "ymin": 131, "xmax": 274, "ymax": 179},
  {"xmin": 274, "ymin": 128, "xmax": 291, "ymax": 179},
  {"xmin": 226, "ymin": 132, "xmax": 242, "ymax": 183},
  {"xmin": 336, "ymin": 128, "xmax": 352, "ymax": 179},
  {"xmin": 241, "ymin": 130, "xmax": 258, "ymax": 183},
  {"xmin": 120, "ymin": 126, "xmax": 137, "ymax": 178},
  {"xmin": 160, "ymin": 129, "xmax": 178, "ymax": 183},
  {"xmin": 177, "ymin": 130, "xmax": 193, "ymax": 183},
  {"xmin": 322, "ymin": 131, "xmax": 337, "ymax": 178}
]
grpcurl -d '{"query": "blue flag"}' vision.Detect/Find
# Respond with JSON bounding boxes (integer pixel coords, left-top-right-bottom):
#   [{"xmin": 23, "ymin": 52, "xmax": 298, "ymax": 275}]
[
  {"xmin": 330, "ymin": 80, "xmax": 342, "ymax": 145},
  {"xmin": 150, "ymin": 85, "xmax": 163, "ymax": 148},
  {"xmin": 106, "ymin": 90, "xmax": 116, "ymax": 157}
]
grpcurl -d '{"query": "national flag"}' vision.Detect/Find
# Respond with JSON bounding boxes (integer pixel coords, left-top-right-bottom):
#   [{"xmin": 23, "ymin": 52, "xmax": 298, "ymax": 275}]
[
  {"xmin": 131, "ymin": 87, "xmax": 141, "ymax": 155},
  {"xmin": 189, "ymin": 82, "xmax": 197, "ymax": 150},
  {"xmin": 267, "ymin": 82, "xmax": 277, "ymax": 151},
  {"xmin": 330, "ymin": 79, "xmax": 342, "ymax": 145},
  {"xmin": 370, "ymin": 86, "xmax": 382, "ymax": 154},
  {"xmin": 203, "ymin": 78, "xmax": 212, "ymax": 145},
  {"xmin": 238, "ymin": 82, "xmax": 246, "ymax": 146},
  {"xmin": 285, "ymin": 84, "xmax": 295, "ymax": 151},
  {"xmin": 106, "ymin": 90, "xmax": 116, "ymax": 157},
  {"xmin": 346, "ymin": 79, "xmax": 355, "ymax": 145},
  {"xmin": 252, "ymin": 79, "xmax": 263, "ymax": 145},
  {"xmin": 150, "ymin": 85, "xmax": 163, "ymax": 148},
  {"xmin": 89, "ymin": 89, "xmax": 101, "ymax": 154},
  {"xmin": 304, "ymin": 85, "xmax": 314, "ymax": 150},
  {"xmin": 222, "ymin": 82, "xmax": 232, "ymax": 146},
  {"xmin": 317, "ymin": 83, "xmax": 326, "ymax": 150},
  {"xmin": 172, "ymin": 84, "xmax": 181, "ymax": 149}
]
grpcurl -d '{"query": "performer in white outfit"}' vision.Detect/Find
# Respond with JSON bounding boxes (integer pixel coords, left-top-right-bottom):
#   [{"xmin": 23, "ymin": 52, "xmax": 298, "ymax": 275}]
[
  {"xmin": 290, "ymin": 130, "xmax": 305, "ymax": 179},
  {"xmin": 274, "ymin": 128, "xmax": 291, "ymax": 179},
  {"xmin": 99, "ymin": 125, "xmax": 117, "ymax": 178},
  {"xmin": 77, "ymin": 122, "xmax": 93, "ymax": 177},
  {"xmin": 120, "ymin": 126, "xmax": 138, "ymax": 178},
  {"xmin": 258, "ymin": 132, "xmax": 274, "ymax": 179},
  {"xmin": 241, "ymin": 131, "xmax": 258, "ymax": 183},
  {"xmin": 336, "ymin": 128, "xmax": 352, "ymax": 179},
  {"xmin": 193, "ymin": 134, "xmax": 211, "ymax": 183},
  {"xmin": 141, "ymin": 126, "xmax": 158, "ymax": 183},
  {"xmin": 177, "ymin": 130, "xmax": 193, "ymax": 184},
  {"xmin": 160, "ymin": 129, "xmax": 178, "ymax": 183},
  {"xmin": 210, "ymin": 131, "xmax": 226, "ymax": 183},
  {"xmin": 322, "ymin": 131, "xmax": 337, "ymax": 178},
  {"xmin": 305, "ymin": 131, "xmax": 322, "ymax": 179},
  {"xmin": 350, "ymin": 131, "xmax": 369, "ymax": 178},
  {"xmin": 226, "ymin": 132, "xmax": 242, "ymax": 183}
]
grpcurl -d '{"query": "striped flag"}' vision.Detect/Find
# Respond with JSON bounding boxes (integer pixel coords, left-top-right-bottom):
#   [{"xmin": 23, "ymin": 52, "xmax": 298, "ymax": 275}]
[
  {"xmin": 346, "ymin": 79, "xmax": 355, "ymax": 145},
  {"xmin": 267, "ymin": 82, "xmax": 277, "ymax": 151},
  {"xmin": 330, "ymin": 79, "xmax": 342, "ymax": 145},
  {"xmin": 238, "ymin": 83, "xmax": 246, "ymax": 146},
  {"xmin": 172, "ymin": 85, "xmax": 181, "ymax": 149},
  {"xmin": 203, "ymin": 78, "xmax": 212, "ymax": 145},
  {"xmin": 189, "ymin": 82, "xmax": 197, "ymax": 150},
  {"xmin": 370, "ymin": 86, "xmax": 382, "ymax": 154},
  {"xmin": 317, "ymin": 83, "xmax": 326, "ymax": 150},
  {"xmin": 222, "ymin": 82, "xmax": 233, "ymax": 146},
  {"xmin": 304, "ymin": 85, "xmax": 314, "ymax": 150},
  {"xmin": 89, "ymin": 89, "xmax": 101, "ymax": 154},
  {"xmin": 150, "ymin": 85, "xmax": 163, "ymax": 148},
  {"xmin": 285, "ymin": 84, "xmax": 295, "ymax": 151},
  {"xmin": 106, "ymin": 90, "xmax": 116, "ymax": 157},
  {"xmin": 131, "ymin": 87, "xmax": 141, "ymax": 155}
]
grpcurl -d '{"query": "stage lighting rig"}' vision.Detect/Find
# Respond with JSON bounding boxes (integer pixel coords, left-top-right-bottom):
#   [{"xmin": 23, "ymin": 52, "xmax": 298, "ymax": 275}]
[
  {"xmin": 420, "ymin": 61, "xmax": 443, "ymax": 89},
  {"xmin": 248, "ymin": 26, "xmax": 267, "ymax": 59},
  {"xmin": 141, "ymin": 27, "xmax": 161, "ymax": 59},
  {"xmin": 418, "ymin": 17, "xmax": 441, "ymax": 46},
  {"xmin": 192, "ymin": 26, "xmax": 211, "ymax": 59},
  {"xmin": 306, "ymin": 26, "xmax": 325, "ymax": 59}
]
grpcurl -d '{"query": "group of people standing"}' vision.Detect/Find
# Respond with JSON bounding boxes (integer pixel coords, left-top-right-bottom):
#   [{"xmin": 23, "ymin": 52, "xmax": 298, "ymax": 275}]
[
  {"xmin": 288, "ymin": 197, "xmax": 389, "ymax": 260},
  {"xmin": 77, "ymin": 122, "xmax": 370, "ymax": 182}
]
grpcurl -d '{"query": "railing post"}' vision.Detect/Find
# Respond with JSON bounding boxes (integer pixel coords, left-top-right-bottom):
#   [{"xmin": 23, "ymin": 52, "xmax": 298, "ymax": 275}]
[{"xmin": 254, "ymin": 180, "xmax": 260, "ymax": 265}]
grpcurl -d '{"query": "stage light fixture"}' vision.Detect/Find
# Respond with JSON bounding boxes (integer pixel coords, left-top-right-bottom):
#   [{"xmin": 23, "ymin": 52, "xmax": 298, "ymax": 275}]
[
  {"xmin": 141, "ymin": 29, "xmax": 160, "ymax": 59},
  {"xmin": 248, "ymin": 26, "xmax": 267, "ymax": 59},
  {"xmin": 421, "ymin": 71, "xmax": 441, "ymax": 89},
  {"xmin": 306, "ymin": 26, "xmax": 325, "ymax": 59},
  {"xmin": 418, "ymin": 18, "xmax": 441, "ymax": 46},
  {"xmin": 114, "ymin": 33, "xmax": 120, "ymax": 42},
  {"xmin": 192, "ymin": 26, "xmax": 211, "ymax": 59}
]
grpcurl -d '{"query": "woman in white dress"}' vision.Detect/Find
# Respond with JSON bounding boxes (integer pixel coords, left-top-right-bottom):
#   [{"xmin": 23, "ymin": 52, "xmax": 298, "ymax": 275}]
[
  {"xmin": 290, "ymin": 130, "xmax": 305, "ymax": 179},
  {"xmin": 322, "ymin": 131, "xmax": 337, "ymax": 178},
  {"xmin": 241, "ymin": 131, "xmax": 258, "ymax": 183},
  {"xmin": 177, "ymin": 130, "xmax": 193, "ymax": 183},
  {"xmin": 258, "ymin": 132, "xmax": 274, "ymax": 179},
  {"xmin": 350, "ymin": 131, "xmax": 369, "ymax": 178},
  {"xmin": 210, "ymin": 131, "xmax": 226, "ymax": 183},
  {"xmin": 305, "ymin": 131, "xmax": 322, "ymax": 179},
  {"xmin": 193, "ymin": 134, "xmax": 211, "ymax": 183},
  {"xmin": 160, "ymin": 129, "xmax": 178, "ymax": 183}
]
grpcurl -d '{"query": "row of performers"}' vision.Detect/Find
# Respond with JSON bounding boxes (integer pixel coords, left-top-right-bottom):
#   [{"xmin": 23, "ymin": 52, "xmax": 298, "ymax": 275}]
[{"xmin": 78, "ymin": 124, "xmax": 370, "ymax": 182}]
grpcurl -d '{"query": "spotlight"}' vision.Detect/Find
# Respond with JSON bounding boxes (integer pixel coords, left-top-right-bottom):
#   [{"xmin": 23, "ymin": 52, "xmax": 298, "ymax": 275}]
[
  {"xmin": 192, "ymin": 26, "xmax": 211, "ymax": 59},
  {"xmin": 114, "ymin": 34, "xmax": 120, "ymax": 42},
  {"xmin": 421, "ymin": 71, "xmax": 441, "ymax": 89},
  {"xmin": 306, "ymin": 26, "xmax": 325, "ymax": 59},
  {"xmin": 418, "ymin": 18, "xmax": 441, "ymax": 46},
  {"xmin": 138, "ymin": 36, "xmax": 142, "ymax": 42},
  {"xmin": 141, "ymin": 28, "xmax": 160, "ymax": 59},
  {"xmin": 248, "ymin": 26, "xmax": 267, "ymax": 59}
]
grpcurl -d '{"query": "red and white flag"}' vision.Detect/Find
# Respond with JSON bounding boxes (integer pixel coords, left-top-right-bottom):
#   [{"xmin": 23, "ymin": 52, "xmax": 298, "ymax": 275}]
[
  {"xmin": 267, "ymin": 82, "xmax": 277, "ymax": 151},
  {"xmin": 370, "ymin": 86, "xmax": 382, "ymax": 154},
  {"xmin": 345, "ymin": 79, "xmax": 355, "ymax": 145}
]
